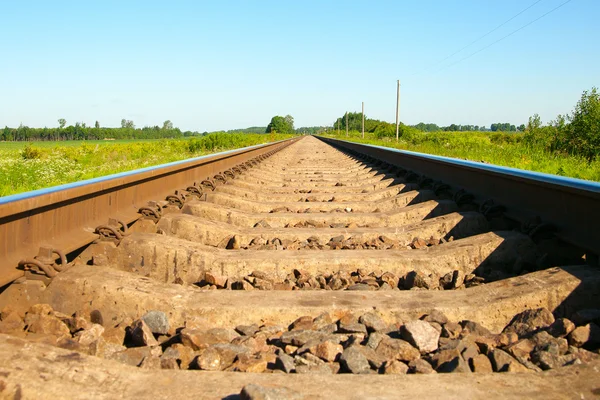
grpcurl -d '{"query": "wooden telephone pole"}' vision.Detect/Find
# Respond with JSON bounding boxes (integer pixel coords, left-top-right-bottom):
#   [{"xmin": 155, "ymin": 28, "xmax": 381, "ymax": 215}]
[
  {"xmin": 345, "ymin": 111, "xmax": 348, "ymax": 137},
  {"xmin": 396, "ymin": 80, "xmax": 401, "ymax": 141},
  {"xmin": 361, "ymin": 102, "xmax": 365, "ymax": 139}
]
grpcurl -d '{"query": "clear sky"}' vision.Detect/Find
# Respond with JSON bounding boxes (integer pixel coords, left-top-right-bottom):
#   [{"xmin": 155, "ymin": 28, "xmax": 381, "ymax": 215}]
[{"xmin": 1, "ymin": 0, "xmax": 598, "ymax": 131}]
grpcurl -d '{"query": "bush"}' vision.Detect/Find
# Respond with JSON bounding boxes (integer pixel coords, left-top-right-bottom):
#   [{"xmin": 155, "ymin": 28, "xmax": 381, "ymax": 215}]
[
  {"xmin": 21, "ymin": 144, "xmax": 43, "ymax": 160},
  {"xmin": 525, "ymin": 88, "xmax": 600, "ymax": 161},
  {"xmin": 565, "ymin": 88, "xmax": 600, "ymax": 161}
]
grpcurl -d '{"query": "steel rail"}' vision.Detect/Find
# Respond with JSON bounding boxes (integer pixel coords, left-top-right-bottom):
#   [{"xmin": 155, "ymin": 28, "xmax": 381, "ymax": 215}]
[
  {"xmin": 318, "ymin": 136, "xmax": 600, "ymax": 259},
  {"xmin": 0, "ymin": 137, "xmax": 299, "ymax": 287}
]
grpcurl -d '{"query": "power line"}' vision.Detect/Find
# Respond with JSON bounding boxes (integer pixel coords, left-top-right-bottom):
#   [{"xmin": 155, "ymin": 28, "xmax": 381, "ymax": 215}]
[
  {"xmin": 410, "ymin": 0, "xmax": 545, "ymax": 77},
  {"xmin": 432, "ymin": 0, "xmax": 573, "ymax": 74}
]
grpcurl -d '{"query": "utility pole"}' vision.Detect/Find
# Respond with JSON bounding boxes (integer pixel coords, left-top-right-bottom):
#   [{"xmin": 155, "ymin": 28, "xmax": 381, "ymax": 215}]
[
  {"xmin": 362, "ymin": 102, "xmax": 365, "ymax": 139},
  {"xmin": 395, "ymin": 80, "xmax": 401, "ymax": 141},
  {"xmin": 345, "ymin": 111, "xmax": 348, "ymax": 137}
]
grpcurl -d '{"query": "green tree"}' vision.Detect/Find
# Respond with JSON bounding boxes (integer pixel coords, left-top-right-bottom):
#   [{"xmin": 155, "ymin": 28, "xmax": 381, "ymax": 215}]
[
  {"xmin": 565, "ymin": 87, "xmax": 600, "ymax": 161},
  {"xmin": 58, "ymin": 118, "xmax": 66, "ymax": 129},
  {"xmin": 163, "ymin": 120, "xmax": 174, "ymax": 130},
  {"xmin": 266, "ymin": 115, "xmax": 294, "ymax": 133},
  {"xmin": 121, "ymin": 119, "xmax": 135, "ymax": 129},
  {"xmin": 333, "ymin": 112, "xmax": 363, "ymax": 132},
  {"xmin": 95, "ymin": 121, "xmax": 100, "ymax": 129}
]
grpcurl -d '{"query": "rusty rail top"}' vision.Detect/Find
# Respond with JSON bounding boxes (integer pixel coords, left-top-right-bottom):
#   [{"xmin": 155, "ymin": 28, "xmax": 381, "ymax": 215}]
[
  {"xmin": 0, "ymin": 137, "xmax": 299, "ymax": 286},
  {"xmin": 318, "ymin": 136, "xmax": 600, "ymax": 256}
]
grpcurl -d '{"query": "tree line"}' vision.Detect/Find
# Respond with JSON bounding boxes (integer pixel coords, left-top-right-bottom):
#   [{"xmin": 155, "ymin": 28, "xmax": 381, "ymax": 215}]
[
  {"xmin": 1, "ymin": 119, "xmax": 200, "ymax": 141},
  {"xmin": 411, "ymin": 122, "xmax": 525, "ymax": 132},
  {"xmin": 332, "ymin": 115, "xmax": 526, "ymax": 134},
  {"xmin": 330, "ymin": 87, "xmax": 599, "ymax": 162}
]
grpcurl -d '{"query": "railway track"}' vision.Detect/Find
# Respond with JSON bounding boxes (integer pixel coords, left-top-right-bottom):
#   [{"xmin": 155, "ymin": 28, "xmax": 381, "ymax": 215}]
[{"xmin": 0, "ymin": 135, "xmax": 599, "ymax": 399}]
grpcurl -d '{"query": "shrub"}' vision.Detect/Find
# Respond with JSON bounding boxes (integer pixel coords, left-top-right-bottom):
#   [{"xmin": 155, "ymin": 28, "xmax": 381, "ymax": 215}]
[{"xmin": 21, "ymin": 144, "xmax": 43, "ymax": 160}]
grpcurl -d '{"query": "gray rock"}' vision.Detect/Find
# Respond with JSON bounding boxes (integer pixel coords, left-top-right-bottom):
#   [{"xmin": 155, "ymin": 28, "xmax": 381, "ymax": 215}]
[
  {"xmin": 330, "ymin": 235, "xmax": 345, "ymax": 243},
  {"xmin": 211, "ymin": 343, "xmax": 251, "ymax": 367},
  {"xmin": 489, "ymin": 348, "xmax": 529, "ymax": 372},
  {"xmin": 338, "ymin": 313, "xmax": 367, "ymax": 335},
  {"xmin": 359, "ymin": 312, "xmax": 388, "ymax": 332},
  {"xmin": 431, "ymin": 349, "xmax": 471, "ymax": 373},
  {"xmin": 108, "ymin": 346, "xmax": 155, "ymax": 367},
  {"xmin": 280, "ymin": 330, "xmax": 328, "ymax": 347},
  {"xmin": 568, "ymin": 346, "xmax": 600, "ymax": 363},
  {"xmin": 531, "ymin": 331, "xmax": 568, "ymax": 355},
  {"xmin": 442, "ymin": 322, "xmax": 462, "ymax": 339},
  {"xmin": 408, "ymin": 358, "xmax": 436, "ymax": 374},
  {"xmin": 196, "ymin": 347, "xmax": 222, "ymax": 371},
  {"xmin": 366, "ymin": 332, "xmax": 386, "ymax": 350},
  {"xmin": 338, "ymin": 322, "xmax": 368, "ymax": 335},
  {"xmin": 295, "ymin": 364, "xmax": 333, "ymax": 374},
  {"xmin": 295, "ymin": 352, "xmax": 325, "ymax": 367},
  {"xmin": 310, "ymin": 341, "xmax": 343, "ymax": 362},
  {"xmin": 317, "ymin": 323, "xmax": 338, "ymax": 334},
  {"xmin": 506, "ymin": 338, "xmax": 534, "ymax": 360},
  {"xmin": 259, "ymin": 324, "xmax": 285, "ymax": 336},
  {"xmin": 423, "ymin": 310, "xmax": 449, "ymax": 325},
  {"xmin": 240, "ymin": 384, "xmax": 305, "ymax": 400},
  {"xmin": 460, "ymin": 320, "xmax": 492, "ymax": 337},
  {"xmin": 504, "ymin": 308, "xmax": 555, "ymax": 337},
  {"xmin": 235, "ymin": 324, "xmax": 260, "ymax": 336},
  {"xmin": 275, "ymin": 353, "xmax": 295, "ymax": 373},
  {"xmin": 401, "ymin": 320, "xmax": 440, "ymax": 354},
  {"xmin": 460, "ymin": 341, "xmax": 480, "ymax": 363},
  {"xmin": 139, "ymin": 355, "xmax": 161, "ymax": 369},
  {"xmin": 402, "ymin": 271, "xmax": 431, "ymax": 289},
  {"xmin": 375, "ymin": 337, "xmax": 420, "ymax": 362},
  {"xmin": 383, "ymin": 360, "xmax": 409, "ymax": 374},
  {"xmin": 547, "ymin": 318, "xmax": 575, "ymax": 338},
  {"xmin": 141, "ymin": 311, "xmax": 170, "ymax": 335},
  {"xmin": 358, "ymin": 345, "xmax": 387, "ymax": 369},
  {"xmin": 569, "ymin": 323, "xmax": 600, "ymax": 347},
  {"xmin": 180, "ymin": 327, "xmax": 239, "ymax": 350},
  {"xmin": 160, "ymin": 344, "xmax": 194, "ymax": 370},
  {"xmin": 340, "ymin": 346, "xmax": 371, "ymax": 374},
  {"xmin": 469, "ymin": 354, "xmax": 493, "ymax": 373},
  {"xmin": 253, "ymin": 278, "xmax": 273, "ymax": 290},
  {"xmin": 531, "ymin": 350, "xmax": 578, "ymax": 370},
  {"xmin": 313, "ymin": 313, "xmax": 334, "ymax": 330},
  {"xmin": 289, "ymin": 316, "xmax": 315, "ymax": 331}
]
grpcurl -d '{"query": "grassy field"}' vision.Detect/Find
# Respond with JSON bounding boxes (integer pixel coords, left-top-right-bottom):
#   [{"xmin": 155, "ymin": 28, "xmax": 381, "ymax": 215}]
[
  {"xmin": 323, "ymin": 130, "xmax": 600, "ymax": 183},
  {"xmin": 0, "ymin": 139, "xmax": 160, "ymax": 150},
  {"xmin": 0, "ymin": 133, "xmax": 293, "ymax": 197}
]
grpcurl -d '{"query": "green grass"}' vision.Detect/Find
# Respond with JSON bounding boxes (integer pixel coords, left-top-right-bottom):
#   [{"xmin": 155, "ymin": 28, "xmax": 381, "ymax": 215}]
[
  {"xmin": 0, "ymin": 133, "xmax": 294, "ymax": 197},
  {"xmin": 323, "ymin": 130, "xmax": 600, "ymax": 183},
  {"xmin": 0, "ymin": 139, "xmax": 160, "ymax": 150}
]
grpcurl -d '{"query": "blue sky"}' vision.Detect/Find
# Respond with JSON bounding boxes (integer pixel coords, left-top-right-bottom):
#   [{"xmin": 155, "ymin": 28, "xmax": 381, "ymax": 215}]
[{"xmin": 1, "ymin": 0, "xmax": 598, "ymax": 131}]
